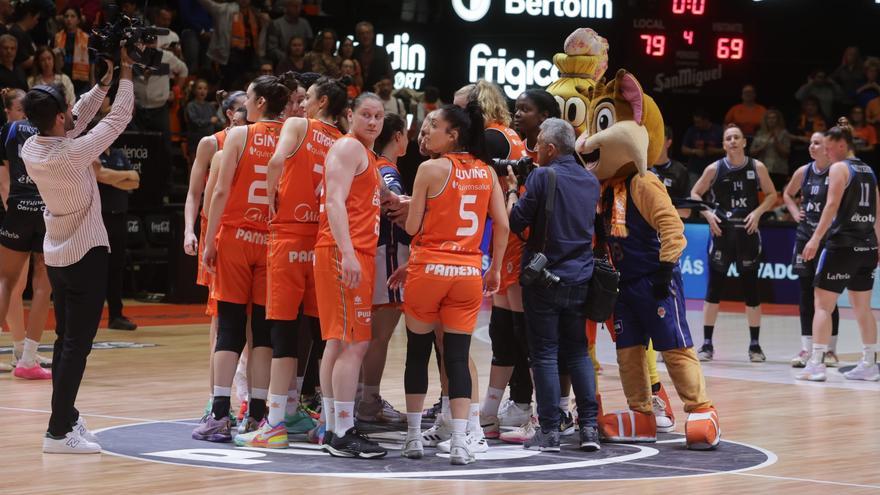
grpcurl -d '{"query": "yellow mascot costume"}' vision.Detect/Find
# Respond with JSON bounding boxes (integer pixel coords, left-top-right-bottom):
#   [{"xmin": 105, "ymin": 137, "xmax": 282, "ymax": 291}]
[
  {"xmin": 575, "ymin": 69, "xmax": 721, "ymax": 450},
  {"xmin": 547, "ymin": 28, "xmax": 608, "ymax": 135}
]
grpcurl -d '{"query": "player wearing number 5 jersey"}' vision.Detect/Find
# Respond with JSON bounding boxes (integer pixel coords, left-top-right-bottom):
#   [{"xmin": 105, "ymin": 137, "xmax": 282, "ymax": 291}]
[
  {"xmin": 314, "ymin": 93, "xmax": 390, "ymax": 459},
  {"xmin": 233, "ymin": 77, "xmax": 348, "ymax": 449},
  {"xmin": 798, "ymin": 118, "xmax": 880, "ymax": 382},
  {"xmin": 193, "ymin": 74, "xmax": 298, "ymax": 444},
  {"xmin": 400, "ymin": 102, "xmax": 509, "ymax": 465}
]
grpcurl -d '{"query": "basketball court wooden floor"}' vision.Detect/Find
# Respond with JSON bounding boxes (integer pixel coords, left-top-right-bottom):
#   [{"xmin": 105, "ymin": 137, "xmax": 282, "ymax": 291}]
[{"xmin": 1, "ymin": 301, "xmax": 878, "ymax": 494}]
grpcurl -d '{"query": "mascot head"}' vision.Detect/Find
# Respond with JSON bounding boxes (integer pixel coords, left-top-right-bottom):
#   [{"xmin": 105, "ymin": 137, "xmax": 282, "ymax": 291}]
[
  {"xmin": 546, "ymin": 28, "xmax": 608, "ymax": 135},
  {"xmin": 574, "ymin": 69, "xmax": 664, "ymax": 181}
]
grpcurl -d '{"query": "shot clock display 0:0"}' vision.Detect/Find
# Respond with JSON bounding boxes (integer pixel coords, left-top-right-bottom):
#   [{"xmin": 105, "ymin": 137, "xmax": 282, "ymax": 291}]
[{"xmin": 636, "ymin": 0, "xmax": 746, "ymax": 62}]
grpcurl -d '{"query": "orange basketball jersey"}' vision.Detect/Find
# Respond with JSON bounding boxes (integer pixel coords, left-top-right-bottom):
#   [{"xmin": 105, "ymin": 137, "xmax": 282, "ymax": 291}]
[
  {"xmin": 315, "ymin": 136, "xmax": 382, "ymax": 255},
  {"xmin": 272, "ymin": 119, "xmax": 343, "ymax": 234},
  {"xmin": 214, "ymin": 128, "xmax": 229, "ymax": 151},
  {"xmin": 487, "ymin": 122, "xmax": 528, "ymax": 161},
  {"xmin": 220, "ymin": 120, "xmax": 283, "ymax": 231},
  {"xmin": 409, "ymin": 152, "xmax": 494, "ymax": 269}
]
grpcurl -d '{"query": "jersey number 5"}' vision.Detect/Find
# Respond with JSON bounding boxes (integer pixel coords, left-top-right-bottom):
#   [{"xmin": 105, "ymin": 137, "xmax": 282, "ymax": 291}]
[{"xmin": 456, "ymin": 194, "xmax": 479, "ymax": 236}]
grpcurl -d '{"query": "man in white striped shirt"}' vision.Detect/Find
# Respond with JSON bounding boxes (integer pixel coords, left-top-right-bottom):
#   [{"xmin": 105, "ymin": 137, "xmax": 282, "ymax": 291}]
[{"xmin": 21, "ymin": 52, "xmax": 135, "ymax": 454}]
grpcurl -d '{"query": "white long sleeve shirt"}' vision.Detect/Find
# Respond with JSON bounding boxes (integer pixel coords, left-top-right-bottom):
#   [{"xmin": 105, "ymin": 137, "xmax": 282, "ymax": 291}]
[{"xmin": 22, "ymin": 80, "xmax": 135, "ymax": 267}]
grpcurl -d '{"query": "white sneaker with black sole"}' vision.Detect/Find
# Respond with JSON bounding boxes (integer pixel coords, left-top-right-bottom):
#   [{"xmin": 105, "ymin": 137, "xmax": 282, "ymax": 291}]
[{"xmin": 43, "ymin": 431, "xmax": 101, "ymax": 454}]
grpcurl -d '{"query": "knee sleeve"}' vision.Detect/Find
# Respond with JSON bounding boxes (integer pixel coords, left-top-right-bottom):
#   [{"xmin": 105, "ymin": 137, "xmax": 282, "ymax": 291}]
[
  {"xmin": 404, "ymin": 329, "xmax": 434, "ymax": 395},
  {"xmin": 304, "ymin": 316, "xmax": 326, "ymax": 359},
  {"xmin": 216, "ymin": 301, "xmax": 247, "ymax": 354},
  {"xmin": 270, "ymin": 320, "xmax": 299, "ymax": 359},
  {"xmin": 742, "ymin": 269, "xmax": 760, "ymax": 307},
  {"xmin": 250, "ymin": 304, "xmax": 271, "ymax": 349},
  {"xmin": 799, "ymin": 276, "xmax": 815, "ymax": 336},
  {"xmin": 489, "ymin": 306, "xmax": 516, "ymax": 366},
  {"xmin": 705, "ymin": 267, "xmax": 724, "ymax": 304},
  {"xmin": 443, "ymin": 332, "xmax": 472, "ymax": 400}
]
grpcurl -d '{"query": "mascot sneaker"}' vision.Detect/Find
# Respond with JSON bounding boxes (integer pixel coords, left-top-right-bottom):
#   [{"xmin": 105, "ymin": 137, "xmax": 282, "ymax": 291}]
[
  {"xmin": 685, "ymin": 407, "xmax": 721, "ymax": 450},
  {"xmin": 652, "ymin": 384, "xmax": 675, "ymax": 433},
  {"xmin": 599, "ymin": 410, "xmax": 657, "ymax": 443}
]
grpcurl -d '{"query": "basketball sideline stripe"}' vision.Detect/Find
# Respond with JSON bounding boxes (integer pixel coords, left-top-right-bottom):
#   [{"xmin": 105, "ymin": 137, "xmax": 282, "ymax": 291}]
[{"xmin": 0, "ymin": 405, "xmax": 200, "ymax": 426}]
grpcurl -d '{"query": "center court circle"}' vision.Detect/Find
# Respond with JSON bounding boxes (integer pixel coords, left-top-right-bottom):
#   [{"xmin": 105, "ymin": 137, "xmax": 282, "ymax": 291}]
[{"xmin": 96, "ymin": 420, "xmax": 776, "ymax": 481}]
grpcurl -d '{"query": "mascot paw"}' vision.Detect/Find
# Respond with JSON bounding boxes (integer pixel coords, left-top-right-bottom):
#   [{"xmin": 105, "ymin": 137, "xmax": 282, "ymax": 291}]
[
  {"xmin": 652, "ymin": 383, "xmax": 675, "ymax": 433},
  {"xmin": 685, "ymin": 407, "xmax": 721, "ymax": 450},
  {"xmin": 599, "ymin": 410, "xmax": 657, "ymax": 443}
]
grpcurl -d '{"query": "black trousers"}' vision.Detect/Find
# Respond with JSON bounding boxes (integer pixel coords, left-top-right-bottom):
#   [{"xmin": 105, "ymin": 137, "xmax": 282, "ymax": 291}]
[
  {"xmin": 46, "ymin": 247, "xmax": 108, "ymax": 436},
  {"xmin": 103, "ymin": 211, "xmax": 127, "ymax": 319}
]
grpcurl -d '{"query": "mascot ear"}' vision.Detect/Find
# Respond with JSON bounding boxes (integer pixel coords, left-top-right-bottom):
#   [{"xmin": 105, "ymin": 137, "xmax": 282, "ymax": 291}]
[{"xmin": 615, "ymin": 70, "xmax": 645, "ymax": 125}]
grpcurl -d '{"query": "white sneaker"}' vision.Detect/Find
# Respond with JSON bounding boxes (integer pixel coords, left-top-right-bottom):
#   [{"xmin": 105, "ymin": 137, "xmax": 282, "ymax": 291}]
[
  {"xmin": 438, "ymin": 428, "xmax": 488, "ymax": 453},
  {"xmin": 498, "ymin": 399, "xmax": 531, "ymax": 427},
  {"xmin": 843, "ymin": 360, "xmax": 880, "ymax": 381},
  {"xmin": 500, "ymin": 416, "xmax": 538, "ymax": 444},
  {"xmin": 449, "ymin": 434, "xmax": 475, "ymax": 465},
  {"xmin": 795, "ymin": 362, "xmax": 827, "ymax": 382},
  {"xmin": 73, "ymin": 416, "xmax": 99, "ymax": 443},
  {"xmin": 401, "ymin": 430, "xmax": 424, "ymax": 459},
  {"xmin": 652, "ymin": 395, "xmax": 674, "ymax": 433},
  {"xmin": 43, "ymin": 431, "xmax": 101, "ymax": 454},
  {"xmin": 421, "ymin": 415, "xmax": 451, "ymax": 447}
]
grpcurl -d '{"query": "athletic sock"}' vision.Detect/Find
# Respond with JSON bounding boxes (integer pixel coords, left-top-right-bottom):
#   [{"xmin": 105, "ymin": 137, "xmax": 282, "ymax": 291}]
[
  {"xmin": 286, "ymin": 388, "xmax": 300, "ymax": 415},
  {"xmin": 20, "ymin": 338, "xmax": 39, "ymax": 367},
  {"xmin": 334, "ymin": 401, "xmax": 355, "ymax": 434},
  {"xmin": 829, "ymin": 335, "xmax": 838, "ymax": 353},
  {"xmin": 559, "ymin": 395, "xmax": 570, "ymax": 411},
  {"xmin": 12, "ymin": 339, "xmax": 23, "ymax": 361},
  {"xmin": 703, "ymin": 326, "xmax": 714, "ymax": 343},
  {"xmin": 406, "ymin": 412, "xmax": 422, "ymax": 436},
  {"xmin": 468, "ymin": 403, "xmax": 480, "ymax": 433},
  {"xmin": 482, "ymin": 387, "xmax": 504, "ymax": 417},
  {"xmin": 211, "ymin": 386, "xmax": 232, "ymax": 420},
  {"xmin": 809, "ymin": 344, "xmax": 828, "ymax": 366},
  {"xmin": 801, "ymin": 336, "xmax": 813, "ymax": 352},
  {"xmin": 441, "ymin": 396, "xmax": 450, "ymax": 418},
  {"xmin": 249, "ymin": 388, "xmax": 268, "ymax": 421},
  {"xmin": 864, "ymin": 344, "xmax": 878, "ymax": 364},
  {"xmin": 322, "ymin": 396, "xmax": 335, "ymax": 431},
  {"xmin": 749, "ymin": 326, "xmax": 760, "ymax": 345},
  {"xmin": 451, "ymin": 418, "xmax": 467, "ymax": 441},
  {"xmin": 268, "ymin": 394, "xmax": 287, "ymax": 426}
]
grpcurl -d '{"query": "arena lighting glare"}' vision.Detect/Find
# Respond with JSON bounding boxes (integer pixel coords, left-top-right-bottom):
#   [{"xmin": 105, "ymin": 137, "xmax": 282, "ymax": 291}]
[{"xmin": 453, "ymin": 0, "xmax": 613, "ymax": 22}]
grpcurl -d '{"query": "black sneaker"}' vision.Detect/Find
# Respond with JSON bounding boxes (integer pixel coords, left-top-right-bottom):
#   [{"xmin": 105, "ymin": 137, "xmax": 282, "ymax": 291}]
[
  {"xmin": 423, "ymin": 399, "xmax": 442, "ymax": 420},
  {"xmin": 327, "ymin": 427, "xmax": 387, "ymax": 459},
  {"xmin": 697, "ymin": 343, "xmax": 714, "ymax": 362},
  {"xmin": 559, "ymin": 409, "xmax": 575, "ymax": 436},
  {"xmin": 523, "ymin": 427, "xmax": 560, "ymax": 452},
  {"xmin": 748, "ymin": 344, "xmax": 766, "ymax": 363},
  {"xmin": 109, "ymin": 316, "xmax": 137, "ymax": 331},
  {"xmin": 579, "ymin": 425, "xmax": 601, "ymax": 452},
  {"xmin": 321, "ymin": 430, "xmax": 335, "ymax": 451}
]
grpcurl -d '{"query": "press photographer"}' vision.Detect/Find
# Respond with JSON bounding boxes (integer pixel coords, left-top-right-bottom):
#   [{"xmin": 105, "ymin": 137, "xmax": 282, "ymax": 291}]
[
  {"xmin": 507, "ymin": 118, "xmax": 601, "ymax": 452},
  {"xmin": 22, "ymin": 49, "xmax": 135, "ymax": 454}
]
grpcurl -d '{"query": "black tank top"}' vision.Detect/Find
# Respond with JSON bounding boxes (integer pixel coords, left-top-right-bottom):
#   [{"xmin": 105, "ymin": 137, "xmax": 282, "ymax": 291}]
[
  {"xmin": 709, "ymin": 157, "xmax": 759, "ymax": 222},
  {"xmin": 827, "ymin": 158, "xmax": 878, "ymax": 249},
  {"xmin": 1, "ymin": 120, "xmax": 43, "ymax": 213},
  {"xmin": 796, "ymin": 161, "xmax": 831, "ymax": 242}
]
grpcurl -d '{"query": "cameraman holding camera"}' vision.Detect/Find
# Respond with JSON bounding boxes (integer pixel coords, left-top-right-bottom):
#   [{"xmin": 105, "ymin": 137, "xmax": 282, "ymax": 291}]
[
  {"xmin": 507, "ymin": 118, "xmax": 601, "ymax": 452},
  {"xmin": 22, "ymin": 51, "xmax": 134, "ymax": 453}
]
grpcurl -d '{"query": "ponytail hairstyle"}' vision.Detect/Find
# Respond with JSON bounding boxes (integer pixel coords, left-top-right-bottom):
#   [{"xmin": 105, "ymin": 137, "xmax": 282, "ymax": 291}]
[
  {"xmin": 250, "ymin": 72, "xmax": 299, "ymax": 119},
  {"xmin": 312, "ymin": 75, "xmax": 350, "ymax": 124},
  {"xmin": 469, "ymin": 79, "xmax": 511, "ymax": 127},
  {"xmin": 374, "ymin": 113, "xmax": 406, "ymax": 154},
  {"xmin": 826, "ymin": 116, "xmax": 854, "ymax": 149},
  {"xmin": 521, "ymin": 89, "xmax": 561, "ymax": 119},
  {"xmin": 2, "ymin": 87, "xmax": 25, "ymax": 111},
  {"xmin": 217, "ymin": 89, "xmax": 246, "ymax": 125},
  {"xmin": 439, "ymin": 101, "xmax": 488, "ymax": 163}
]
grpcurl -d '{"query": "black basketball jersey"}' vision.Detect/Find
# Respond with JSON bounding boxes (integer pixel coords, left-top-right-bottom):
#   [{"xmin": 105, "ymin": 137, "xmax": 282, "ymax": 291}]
[
  {"xmin": 651, "ymin": 159, "xmax": 690, "ymax": 200},
  {"xmin": 709, "ymin": 157, "xmax": 759, "ymax": 222},
  {"xmin": 0, "ymin": 120, "xmax": 43, "ymax": 213},
  {"xmin": 796, "ymin": 161, "xmax": 831, "ymax": 242},
  {"xmin": 827, "ymin": 158, "xmax": 878, "ymax": 249}
]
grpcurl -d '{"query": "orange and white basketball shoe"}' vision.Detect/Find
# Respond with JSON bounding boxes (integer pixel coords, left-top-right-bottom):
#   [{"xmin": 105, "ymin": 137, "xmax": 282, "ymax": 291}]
[
  {"xmin": 599, "ymin": 410, "xmax": 657, "ymax": 443},
  {"xmin": 685, "ymin": 407, "xmax": 720, "ymax": 450}
]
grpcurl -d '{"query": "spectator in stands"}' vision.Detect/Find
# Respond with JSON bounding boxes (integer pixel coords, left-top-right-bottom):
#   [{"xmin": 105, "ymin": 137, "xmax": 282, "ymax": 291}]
[
  {"xmin": 119, "ymin": 0, "xmax": 144, "ymax": 24},
  {"xmin": 54, "ymin": 7, "xmax": 93, "ymax": 97},
  {"xmin": 375, "ymin": 76, "xmax": 405, "ymax": 117},
  {"xmin": 832, "ymin": 46, "xmax": 865, "ymax": 106},
  {"xmin": 337, "ymin": 37, "xmax": 363, "ymax": 90},
  {"xmin": 681, "ymin": 108, "xmax": 723, "ymax": 184},
  {"xmin": 789, "ymin": 96, "xmax": 828, "ymax": 168},
  {"xmin": 185, "ymin": 79, "xmax": 219, "ymax": 159},
  {"xmin": 27, "ymin": 47, "xmax": 75, "ymax": 105},
  {"xmin": 8, "ymin": 1, "xmax": 40, "ymax": 72},
  {"xmin": 651, "ymin": 125, "xmax": 690, "ymax": 218},
  {"xmin": 275, "ymin": 36, "xmax": 310, "ymax": 74},
  {"xmin": 409, "ymin": 85, "xmax": 439, "ymax": 139},
  {"xmin": 265, "ymin": 0, "xmax": 312, "ymax": 65},
  {"xmin": 153, "ymin": 6, "xmax": 180, "ymax": 52},
  {"xmin": 751, "ymin": 108, "xmax": 791, "ymax": 190},
  {"xmin": 850, "ymin": 105, "xmax": 877, "ymax": 160},
  {"xmin": 855, "ymin": 58, "xmax": 880, "ymax": 109},
  {"xmin": 179, "ymin": 0, "xmax": 213, "ymax": 73},
  {"xmin": 0, "ymin": 35, "xmax": 27, "ymax": 91},
  {"xmin": 795, "ymin": 69, "xmax": 843, "ymax": 121},
  {"xmin": 724, "ymin": 84, "xmax": 766, "ymax": 139},
  {"xmin": 305, "ymin": 28, "xmax": 340, "ymax": 77},
  {"xmin": 353, "ymin": 21, "xmax": 392, "ymax": 90},
  {"xmin": 133, "ymin": 37, "xmax": 188, "ymax": 155},
  {"xmin": 65, "ymin": 0, "xmax": 101, "ymax": 30},
  {"xmin": 97, "ymin": 141, "xmax": 140, "ymax": 331},
  {"xmin": 197, "ymin": 0, "xmax": 262, "ymax": 88},
  {"xmin": 0, "ymin": 0, "xmax": 12, "ymax": 35},
  {"xmin": 340, "ymin": 59, "xmax": 360, "ymax": 98},
  {"xmin": 866, "ymin": 94, "xmax": 880, "ymax": 128}
]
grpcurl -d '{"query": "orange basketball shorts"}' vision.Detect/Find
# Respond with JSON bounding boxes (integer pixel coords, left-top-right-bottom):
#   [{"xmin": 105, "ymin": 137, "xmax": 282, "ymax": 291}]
[
  {"xmin": 313, "ymin": 246, "xmax": 375, "ymax": 342},
  {"xmin": 403, "ymin": 262, "xmax": 483, "ymax": 333},
  {"xmin": 211, "ymin": 225, "xmax": 269, "ymax": 306},
  {"xmin": 267, "ymin": 231, "xmax": 318, "ymax": 320}
]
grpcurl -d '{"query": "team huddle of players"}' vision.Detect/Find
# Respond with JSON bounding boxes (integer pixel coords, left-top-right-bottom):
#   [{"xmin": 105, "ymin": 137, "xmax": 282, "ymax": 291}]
[{"xmin": 183, "ymin": 70, "xmax": 880, "ymax": 466}]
